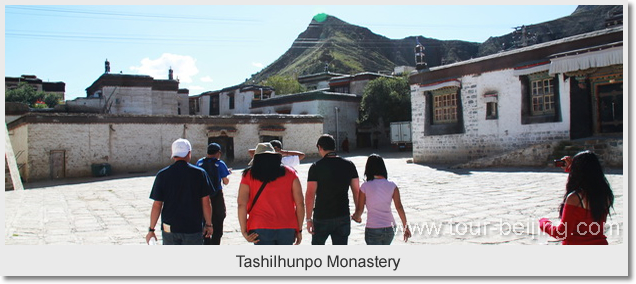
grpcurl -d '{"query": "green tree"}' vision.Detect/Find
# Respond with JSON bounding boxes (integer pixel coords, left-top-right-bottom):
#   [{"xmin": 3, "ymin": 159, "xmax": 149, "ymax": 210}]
[
  {"xmin": 260, "ymin": 75, "xmax": 306, "ymax": 95},
  {"xmin": 5, "ymin": 82, "xmax": 61, "ymax": 108},
  {"xmin": 43, "ymin": 93, "xmax": 62, "ymax": 108},
  {"xmin": 358, "ymin": 76, "xmax": 411, "ymax": 126}
]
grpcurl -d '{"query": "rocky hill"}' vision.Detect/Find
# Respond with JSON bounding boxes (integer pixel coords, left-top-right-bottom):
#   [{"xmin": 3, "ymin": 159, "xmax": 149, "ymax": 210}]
[{"xmin": 248, "ymin": 5, "xmax": 622, "ymax": 84}]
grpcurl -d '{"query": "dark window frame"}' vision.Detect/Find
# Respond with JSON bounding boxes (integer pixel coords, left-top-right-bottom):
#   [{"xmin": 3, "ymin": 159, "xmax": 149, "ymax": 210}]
[
  {"xmin": 210, "ymin": 94, "xmax": 220, "ymax": 115},
  {"xmin": 486, "ymin": 102, "xmax": 498, "ymax": 120},
  {"xmin": 228, "ymin": 94, "xmax": 235, "ymax": 110},
  {"xmin": 424, "ymin": 87, "xmax": 464, "ymax": 136},
  {"xmin": 520, "ymin": 72, "xmax": 561, "ymax": 124}
]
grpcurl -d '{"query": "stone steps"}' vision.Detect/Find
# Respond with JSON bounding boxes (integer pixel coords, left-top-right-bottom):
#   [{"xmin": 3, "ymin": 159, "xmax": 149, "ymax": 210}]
[{"xmin": 451, "ymin": 137, "xmax": 622, "ymax": 169}]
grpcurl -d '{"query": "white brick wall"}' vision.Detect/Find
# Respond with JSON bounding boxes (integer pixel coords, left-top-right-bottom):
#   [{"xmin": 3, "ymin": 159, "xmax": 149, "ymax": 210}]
[
  {"xmin": 219, "ymin": 89, "xmax": 256, "ymax": 115},
  {"xmin": 411, "ymin": 69, "xmax": 571, "ymax": 164},
  {"xmin": 69, "ymin": 86, "xmax": 180, "ymax": 115},
  {"xmin": 9, "ymin": 115, "xmax": 324, "ymax": 181},
  {"xmin": 252, "ymin": 99, "xmax": 360, "ymax": 150}
]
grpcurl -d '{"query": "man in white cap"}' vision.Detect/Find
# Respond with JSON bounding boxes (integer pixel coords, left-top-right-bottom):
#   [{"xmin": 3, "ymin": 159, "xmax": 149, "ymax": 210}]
[{"xmin": 146, "ymin": 138, "xmax": 214, "ymax": 245}]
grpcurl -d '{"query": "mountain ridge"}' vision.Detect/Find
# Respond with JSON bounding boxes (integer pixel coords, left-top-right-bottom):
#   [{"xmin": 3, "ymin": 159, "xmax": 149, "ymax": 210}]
[{"xmin": 247, "ymin": 5, "xmax": 622, "ymax": 85}]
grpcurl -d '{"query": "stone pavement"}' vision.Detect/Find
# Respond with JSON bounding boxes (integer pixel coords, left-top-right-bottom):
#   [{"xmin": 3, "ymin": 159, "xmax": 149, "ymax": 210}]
[{"xmin": 4, "ymin": 149, "xmax": 624, "ymax": 246}]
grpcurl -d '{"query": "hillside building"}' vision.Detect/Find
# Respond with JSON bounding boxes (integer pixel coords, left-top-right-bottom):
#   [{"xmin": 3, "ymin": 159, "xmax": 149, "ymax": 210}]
[{"xmin": 297, "ymin": 71, "xmax": 346, "ymax": 91}]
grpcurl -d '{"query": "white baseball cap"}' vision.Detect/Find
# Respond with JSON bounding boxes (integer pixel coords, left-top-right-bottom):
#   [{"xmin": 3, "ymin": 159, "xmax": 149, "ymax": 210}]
[{"xmin": 171, "ymin": 138, "xmax": 191, "ymax": 158}]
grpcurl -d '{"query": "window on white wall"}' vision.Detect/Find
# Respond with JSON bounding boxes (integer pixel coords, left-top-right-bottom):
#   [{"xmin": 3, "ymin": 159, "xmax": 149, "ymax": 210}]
[
  {"xmin": 486, "ymin": 102, "xmax": 498, "ymax": 120},
  {"xmin": 484, "ymin": 91, "xmax": 498, "ymax": 120},
  {"xmin": 433, "ymin": 90, "xmax": 458, "ymax": 124},
  {"xmin": 530, "ymin": 75, "xmax": 555, "ymax": 116},
  {"xmin": 425, "ymin": 86, "xmax": 464, "ymax": 136},
  {"xmin": 520, "ymin": 71, "xmax": 560, "ymax": 125},
  {"xmin": 228, "ymin": 94, "xmax": 235, "ymax": 110}
]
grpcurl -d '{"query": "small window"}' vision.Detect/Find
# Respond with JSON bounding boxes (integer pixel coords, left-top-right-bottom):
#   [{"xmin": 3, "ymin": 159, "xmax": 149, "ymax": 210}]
[
  {"xmin": 486, "ymin": 102, "xmax": 498, "ymax": 120},
  {"xmin": 334, "ymin": 86, "xmax": 349, "ymax": 93},
  {"xmin": 189, "ymin": 98, "xmax": 200, "ymax": 115},
  {"xmin": 228, "ymin": 94, "xmax": 235, "ymax": 110}
]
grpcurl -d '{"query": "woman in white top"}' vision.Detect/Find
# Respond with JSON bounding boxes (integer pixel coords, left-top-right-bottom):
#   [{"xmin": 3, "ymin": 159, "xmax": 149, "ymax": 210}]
[{"xmin": 352, "ymin": 154, "xmax": 411, "ymax": 245}]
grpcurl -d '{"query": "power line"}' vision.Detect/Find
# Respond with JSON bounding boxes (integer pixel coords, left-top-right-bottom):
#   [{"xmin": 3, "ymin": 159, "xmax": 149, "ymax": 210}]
[
  {"xmin": 6, "ymin": 30, "xmax": 258, "ymax": 45},
  {"xmin": 6, "ymin": 5, "xmax": 260, "ymax": 24}
]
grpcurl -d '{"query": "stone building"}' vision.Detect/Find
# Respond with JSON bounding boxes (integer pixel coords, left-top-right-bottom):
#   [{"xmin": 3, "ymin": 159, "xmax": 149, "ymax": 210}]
[
  {"xmin": 327, "ymin": 72, "xmax": 396, "ymax": 149},
  {"xmin": 7, "ymin": 113, "xmax": 323, "ymax": 182},
  {"xmin": 409, "ymin": 26, "xmax": 623, "ymax": 167},
  {"xmin": 251, "ymin": 90, "xmax": 361, "ymax": 150},
  {"xmin": 188, "ymin": 71, "xmax": 395, "ymax": 150},
  {"xmin": 328, "ymin": 72, "xmax": 393, "ymax": 96},
  {"xmin": 5, "ymin": 75, "xmax": 66, "ymax": 101},
  {"xmin": 190, "ymin": 84, "xmax": 275, "ymax": 116},
  {"xmin": 64, "ymin": 61, "xmax": 188, "ymax": 115},
  {"xmin": 297, "ymin": 71, "xmax": 346, "ymax": 91}
]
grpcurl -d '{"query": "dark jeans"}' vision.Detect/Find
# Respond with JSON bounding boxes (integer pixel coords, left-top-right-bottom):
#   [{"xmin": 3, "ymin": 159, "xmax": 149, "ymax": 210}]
[
  {"xmin": 251, "ymin": 228, "xmax": 296, "ymax": 245},
  {"xmin": 162, "ymin": 231, "xmax": 203, "ymax": 245},
  {"xmin": 311, "ymin": 215, "xmax": 351, "ymax": 245},
  {"xmin": 204, "ymin": 190, "xmax": 226, "ymax": 245},
  {"xmin": 365, "ymin": 227, "xmax": 395, "ymax": 245}
]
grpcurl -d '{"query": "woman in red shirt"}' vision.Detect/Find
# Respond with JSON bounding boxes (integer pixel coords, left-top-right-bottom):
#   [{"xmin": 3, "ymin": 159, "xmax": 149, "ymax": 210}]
[
  {"xmin": 539, "ymin": 151, "xmax": 614, "ymax": 245},
  {"xmin": 238, "ymin": 143, "xmax": 305, "ymax": 245}
]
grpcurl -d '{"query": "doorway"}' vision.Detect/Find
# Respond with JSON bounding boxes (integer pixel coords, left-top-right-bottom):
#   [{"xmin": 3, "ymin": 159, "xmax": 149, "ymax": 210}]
[
  {"xmin": 597, "ymin": 83, "xmax": 622, "ymax": 134},
  {"xmin": 208, "ymin": 136, "xmax": 234, "ymax": 164},
  {"xmin": 50, "ymin": 150, "xmax": 66, "ymax": 179}
]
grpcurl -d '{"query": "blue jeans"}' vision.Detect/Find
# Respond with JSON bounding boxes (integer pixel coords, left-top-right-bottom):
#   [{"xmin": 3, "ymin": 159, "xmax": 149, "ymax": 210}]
[
  {"xmin": 365, "ymin": 227, "xmax": 395, "ymax": 245},
  {"xmin": 162, "ymin": 231, "xmax": 203, "ymax": 245},
  {"xmin": 311, "ymin": 215, "xmax": 351, "ymax": 245},
  {"xmin": 251, "ymin": 228, "xmax": 296, "ymax": 245}
]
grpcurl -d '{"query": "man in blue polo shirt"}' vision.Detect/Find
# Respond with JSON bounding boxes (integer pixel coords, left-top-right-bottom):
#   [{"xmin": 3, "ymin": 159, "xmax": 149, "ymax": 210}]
[
  {"xmin": 146, "ymin": 138, "xmax": 214, "ymax": 245},
  {"xmin": 196, "ymin": 142, "xmax": 231, "ymax": 245}
]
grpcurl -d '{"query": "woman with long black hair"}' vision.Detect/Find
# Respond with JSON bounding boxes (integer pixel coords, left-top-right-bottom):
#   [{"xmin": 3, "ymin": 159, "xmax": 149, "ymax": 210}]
[
  {"xmin": 351, "ymin": 154, "xmax": 411, "ymax": 245},
  {"xmin": 539, "ymin": 150, "xmax": 614, "ymax": 245},
  {"xmin": 237, "ymin": 143, "xmax": 305, "ymax": 245}
]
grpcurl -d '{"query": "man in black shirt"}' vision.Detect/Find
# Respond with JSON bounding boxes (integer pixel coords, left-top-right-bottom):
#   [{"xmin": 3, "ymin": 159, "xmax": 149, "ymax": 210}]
[
  {"xmin": 146, "ymin": 138, "xmax": 214, "ymax": 245},
  {"xmin": 306, "ymin": 134, "xmax": 360, "ymax": 245}
]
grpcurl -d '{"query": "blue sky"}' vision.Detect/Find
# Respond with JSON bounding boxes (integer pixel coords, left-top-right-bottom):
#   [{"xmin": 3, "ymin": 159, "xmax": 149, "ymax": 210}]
[{"xmin": 5, "ymin": 5, "xmax": 580, "ymax": 100}]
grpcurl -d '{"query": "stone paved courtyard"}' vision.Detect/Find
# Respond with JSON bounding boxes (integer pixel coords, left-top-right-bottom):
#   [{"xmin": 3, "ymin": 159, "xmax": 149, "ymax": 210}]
[{"xmin": 4, "ymin": 149, "xmax": 624, "ymax": 246}]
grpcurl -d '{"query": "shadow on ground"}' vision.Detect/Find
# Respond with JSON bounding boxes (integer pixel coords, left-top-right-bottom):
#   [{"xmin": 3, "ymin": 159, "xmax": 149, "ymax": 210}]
[{"xmin": 20, "ymin": 146, "xmax": 622, "ymax": 189}]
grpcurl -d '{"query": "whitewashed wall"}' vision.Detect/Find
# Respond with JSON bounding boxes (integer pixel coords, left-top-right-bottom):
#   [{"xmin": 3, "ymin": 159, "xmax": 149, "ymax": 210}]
[
  {"xmin": 219, "ymin": 89, "xmax": 256, "ymax": 115},
  {"xmin": 411, "ymin": 69, "xmax": 571, "ymax": 164},
  {"xmin": 252, "ymin": 99, "xmax": 360, "ymax": 150},
  {"xmin": 8, "ymin": 115, "xmax": 323, "ymax": 182}
]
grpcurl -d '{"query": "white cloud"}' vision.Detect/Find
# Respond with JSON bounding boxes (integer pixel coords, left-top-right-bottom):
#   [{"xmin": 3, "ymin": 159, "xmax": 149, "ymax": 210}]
[
  {"xmin": 130, "ymin": 53, "xmax": 198, "ymax": 83},
  {"xmin": 252, "ymin": 62, "xmax": 264, "ymax": 68},
  {"xmin": 200, "ymin": 76, "xmax": 214, "ymax": 83}
]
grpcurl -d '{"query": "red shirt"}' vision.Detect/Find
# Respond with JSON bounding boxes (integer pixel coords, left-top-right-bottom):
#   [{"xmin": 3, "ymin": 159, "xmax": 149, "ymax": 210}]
[
  {"xmin": 241, "ymin": 166, "xmax": 299, "ymax": 232},
  {"xmin": 540, "ymin": 204, "xmax": 608, "ymax": 245}
]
